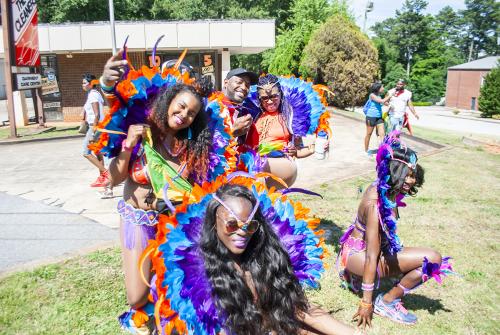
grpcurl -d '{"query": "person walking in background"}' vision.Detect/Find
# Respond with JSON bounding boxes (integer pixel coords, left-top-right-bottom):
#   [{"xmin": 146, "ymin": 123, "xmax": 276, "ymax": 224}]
[
  {"xmin": 388, "ymin": 79, "xmax": 419, "ymax": 133},
  {"xmin": 81, "ymin": 73, "xmax": 109, "ymax": 189},
  {"xmin": 363, "ymin": 82, "xmax": 391, "ymax": 155}
]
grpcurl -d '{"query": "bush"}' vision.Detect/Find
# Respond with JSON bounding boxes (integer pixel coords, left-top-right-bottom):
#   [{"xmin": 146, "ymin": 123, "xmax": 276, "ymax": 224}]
[
  {"xmin": 300, "ymin": 14, "xmax": 379, "ymax": 108},
  {"xmin": 412, "ymin": 101, "xmax": 433, "ymax": 106},
  {"xmin": 479, "ymin": 64, "xmax": 500, "ymax": 118}
]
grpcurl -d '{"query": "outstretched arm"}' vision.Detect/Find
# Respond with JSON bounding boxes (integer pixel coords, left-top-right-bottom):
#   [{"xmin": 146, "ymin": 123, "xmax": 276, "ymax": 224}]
[
  {"xmin": 369, "ymin": 93, "xmax": 392, "ymax": 104},
  {"xmin": 300, "ymin": 306, "xmax": 359, "ymax": 335}
]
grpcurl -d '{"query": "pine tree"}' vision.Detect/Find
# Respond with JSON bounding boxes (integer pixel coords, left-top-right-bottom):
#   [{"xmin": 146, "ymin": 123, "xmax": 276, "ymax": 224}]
[{"xmin": 478, "ymin": 64, "xmax": 500, "ymax": 118}]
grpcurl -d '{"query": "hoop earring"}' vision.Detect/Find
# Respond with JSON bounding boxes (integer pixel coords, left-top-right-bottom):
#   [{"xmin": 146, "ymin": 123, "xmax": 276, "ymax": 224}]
[{"xmin": 188, "ymin": 127, "xmax": 192, "ymax": 140}]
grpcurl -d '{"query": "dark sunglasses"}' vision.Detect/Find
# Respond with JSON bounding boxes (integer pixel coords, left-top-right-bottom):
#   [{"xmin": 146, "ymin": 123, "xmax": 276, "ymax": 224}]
[
  {"xmin": 216, "ymin": 214, "xmax": 260, "ymax": 234},
  {"xmin": 259, "ymin": 94, "xmax": 280, "ymax": 102}
]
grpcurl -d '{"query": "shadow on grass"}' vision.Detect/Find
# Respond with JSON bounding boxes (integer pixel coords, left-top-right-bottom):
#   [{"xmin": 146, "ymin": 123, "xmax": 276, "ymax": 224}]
[
  {"xmin": 403, "ymin": 294, "xmax": 452, "ymax": 315},
  {"xmin": 318, "ymin": 218, "xmax": 344, "ymax": 253}
]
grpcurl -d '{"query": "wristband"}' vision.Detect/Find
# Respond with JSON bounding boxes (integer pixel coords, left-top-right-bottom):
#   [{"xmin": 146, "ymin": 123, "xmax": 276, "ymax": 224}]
[
  {"xmin": 361, "ymin": 282, "xmax": 374, "ymax": 291},
  {"xmin": 121, "ymin": 140, "xmax": 133, "ymax": 152},
  {"xmin": 359, "ymin": 300, "xmax": 373, "ymax": 309},
  {"xmin": 99, "ymin": 76, "xmax": 115, "ymax": 92}
]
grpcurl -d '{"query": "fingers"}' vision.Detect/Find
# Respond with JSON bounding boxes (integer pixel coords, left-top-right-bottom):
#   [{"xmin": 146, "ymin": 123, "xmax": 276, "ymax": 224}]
[
  {"xmin": 352, "ymin": 311, "xmax": 359, "ymax": 321},
  {"xmin": 367, "ymin": 317, "xmax": 372, "ymax": 328}
]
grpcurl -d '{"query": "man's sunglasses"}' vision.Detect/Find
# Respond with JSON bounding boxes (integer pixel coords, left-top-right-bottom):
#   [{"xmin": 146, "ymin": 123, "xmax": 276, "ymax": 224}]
[{"xmin": 213, "ymin": 194, "xmax": 261, "ymax": 234}]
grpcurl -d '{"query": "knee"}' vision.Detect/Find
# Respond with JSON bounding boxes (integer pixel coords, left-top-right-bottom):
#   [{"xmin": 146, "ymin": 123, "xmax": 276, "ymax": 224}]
[
  {"xmin": 426, "ymin": 249, "xmax": 442, "ymax": 265},
  {"xmin": 127, "ymin": 290, "xmax": 149, "ymax": 310}
]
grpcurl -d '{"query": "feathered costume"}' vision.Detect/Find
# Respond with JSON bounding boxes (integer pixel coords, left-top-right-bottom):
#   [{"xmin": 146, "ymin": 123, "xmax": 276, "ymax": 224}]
[
  {"xmin": 338, "ymin": 131, "xmax": 455, "ymax": 292},
  {"xmin": 89, "ymin": 37, "xmax": 230, "ymax": 185},
  {"xmin": 143, "ymin": 174, "xmax": 327, "ymax": 335},
  {"xmin": 243, "ymin": 76, "xmax": 332, "ymax": 157}
]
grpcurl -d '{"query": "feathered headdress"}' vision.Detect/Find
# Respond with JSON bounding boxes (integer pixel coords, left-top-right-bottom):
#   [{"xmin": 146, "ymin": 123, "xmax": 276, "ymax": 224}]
[
  {"xmin": 375, "ymin": 131, "xmax": 417, "ymax": 255},
  {"xmin": 89, "ymin": 36, "xmax": 230, "ymax": 183},
  {"xmin": 146, "ymin": 174, "xmax": 327, "ymax": 334}
]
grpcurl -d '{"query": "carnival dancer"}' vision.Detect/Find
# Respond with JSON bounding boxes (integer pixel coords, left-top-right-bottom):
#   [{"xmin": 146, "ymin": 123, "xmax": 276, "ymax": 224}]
[
  {"xmin": 91, "ymin": 40, "xmax": 229, "ymax": 334},
  {"xmin": 363, "ymin": 82, "xmax": 391, "ymax": 155},
  {"xmin": 387, "ymin": 79, "xmax": 419, "ymax": 135},
  {"xmin": 147, "ymin": 175, "xmax": 362, "ymax": 335},
  {"xmin": 337, "ymin": 131, "xmax": 455, "ymax": 329},
  {"xmin": 242, "ymin": 74, "xmax": 331, "ymax": 189},
  {"xmin": 81, "ymin": 73, "xmax": 109, "ymax": 187},
  {"xmin": 206, "ymin": 68, "xmax": 259, "ymax": 140}
]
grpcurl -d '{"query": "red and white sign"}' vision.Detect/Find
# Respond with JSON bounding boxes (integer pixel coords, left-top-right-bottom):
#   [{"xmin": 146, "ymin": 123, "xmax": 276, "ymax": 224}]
[{"xmin": 10, "ymin": 0, "xmax": 40, "ymax": 67}]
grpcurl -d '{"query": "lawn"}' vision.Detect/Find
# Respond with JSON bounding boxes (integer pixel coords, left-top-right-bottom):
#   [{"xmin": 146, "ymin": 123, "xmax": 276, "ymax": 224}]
[
  {"xmin": 0, "ymin": 125, "xmax": 80, "ymax": 141},
  {"xmin": 0, "ymin": 128, "xmax": 498, "ymax": 334}
]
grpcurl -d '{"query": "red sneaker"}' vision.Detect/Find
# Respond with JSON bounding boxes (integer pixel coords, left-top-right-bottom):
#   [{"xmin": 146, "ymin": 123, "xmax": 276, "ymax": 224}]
[{"xmin": 90, "ymin": 170, "xmax": 109, "ymax": 187}]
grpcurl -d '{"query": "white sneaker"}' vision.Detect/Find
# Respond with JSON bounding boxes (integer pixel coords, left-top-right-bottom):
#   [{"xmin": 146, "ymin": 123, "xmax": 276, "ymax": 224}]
[{"xmin": 100, "ymin": 187, "xmax": 113, "ymax": 199}]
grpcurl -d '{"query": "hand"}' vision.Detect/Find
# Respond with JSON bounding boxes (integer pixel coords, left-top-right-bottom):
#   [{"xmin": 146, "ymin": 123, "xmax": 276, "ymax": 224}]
[
  {"xmin": 414, "ymin": 113, "xmax": 420, "ymax": 120},
  {"xmin": 125, "ymin": 124, "xmax": 148, "ymax": 148},
  {"xmin": 352, "ymin": 304, "xmax": 373, "ymax": 331},
  {"xmin": 102, "ymin": 49, "xmax": 128, "ymax": 87},
  {"xmin": 285, "ymin": 143, "xmax": 297, "ymax": 157},
  {"xmin": 324, "ymin": 141, "xmax": 329, "ymax": 152},
  {"xmin": 232, "ymin": 114, "xmax": 252, "ymax": 137}
]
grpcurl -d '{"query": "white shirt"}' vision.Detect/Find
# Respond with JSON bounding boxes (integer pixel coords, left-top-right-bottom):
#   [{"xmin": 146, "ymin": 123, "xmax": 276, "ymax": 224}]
[
  {"xmin": 84, "ymin": 89, "xmax": 104, "ymax": 125},
  {"xmin": 388, "ymin": 89, "xmax": 412, "ymax": 118}
]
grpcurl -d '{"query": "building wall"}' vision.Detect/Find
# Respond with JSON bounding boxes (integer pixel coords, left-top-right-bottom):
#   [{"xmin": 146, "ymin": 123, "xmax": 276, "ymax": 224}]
[
  {"xmin": 445, "ymin": 69, "xmax": 490, "ymax": 110},
  {"xmin": 55, "ymin": 51, "xmax": 146, "ymax": 121}
]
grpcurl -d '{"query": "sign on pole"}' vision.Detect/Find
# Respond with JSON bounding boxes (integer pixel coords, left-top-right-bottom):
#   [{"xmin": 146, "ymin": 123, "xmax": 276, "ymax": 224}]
[
  {"xmin": 11, "ymin": 0, "xmax": 40, "ymax": 67},
  {"xmin": 16, "ymin": 73, "xmax": 42, "ymax": 89}
]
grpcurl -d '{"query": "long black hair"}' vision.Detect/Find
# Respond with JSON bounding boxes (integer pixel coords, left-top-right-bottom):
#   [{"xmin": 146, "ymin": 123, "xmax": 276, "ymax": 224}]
[
  {"xmin": 200, "ymin": 184, "xmax": 309, "ymax": 335},
  {"xmin": 370, "ymin": 81, "xmax": 383, "ymax": 95},
  {"xmin": 389, "ymin": 147, "xmax": 425, "ymax": 196},
  {"xmin": 148, "ymin": 79, "xmax": 213, "ymax": 183}
]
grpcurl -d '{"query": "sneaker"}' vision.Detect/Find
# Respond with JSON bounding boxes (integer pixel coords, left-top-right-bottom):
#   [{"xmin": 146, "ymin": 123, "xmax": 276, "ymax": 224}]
[
  {"xmin": 100, "ymin": 187, "xmax": 113, "ymax": 199},
  {"xmin": 90, "ymin": 170, "xmax": 109, "ymax": 188},
  {"xmin": 374, "ymin": 293, "xmax": 417, "ymax": 325}
]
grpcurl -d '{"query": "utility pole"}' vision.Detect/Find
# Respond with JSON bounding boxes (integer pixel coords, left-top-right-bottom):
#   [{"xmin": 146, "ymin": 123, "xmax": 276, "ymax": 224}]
[
  {"xmin": 108, "ymin": 0, "xmax": 117, "ymax": 54},
  {"xmin": 1, "ymin": 0, "xmax": 17, "ymax": 138},
  {"xmin": 363, "ymin": 0, "xmax": 374, "ymax": 34}
]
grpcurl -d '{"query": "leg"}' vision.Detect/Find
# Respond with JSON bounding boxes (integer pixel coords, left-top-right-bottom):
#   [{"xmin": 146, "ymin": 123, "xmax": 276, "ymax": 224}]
[
  {"xmin": 265, "ymin": 157, "xmax": 298, "ymax": 190},
  {"xmin": 83, "ymin": 153, "xmax": 106, "ymax": 172},
  {"xmin": 83, "ymin": 127, "xmax": 106, "ymax": 172},
  {"xmin": 375, "ymin": 122, "xmax": 385, "ymax": 145},
  {"xmin": 120, "ymin": 219, "xmax": 154, "ymax": 309},
  {"xmin": 364, "ymin": 122, "xmax": 375, "ymax": 152}
]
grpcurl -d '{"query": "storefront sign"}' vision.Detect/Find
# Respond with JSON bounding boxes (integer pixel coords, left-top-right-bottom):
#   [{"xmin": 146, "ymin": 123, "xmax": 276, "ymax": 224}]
[
  {"xmin": 11, "ymin": 0, "xmax": 41, "ymax": 66},
  {"xmin": 41, "ymin": 77, "xmax": 60, "ymax": 95},
  {"xmin": 16, "ymin": 73, "xmax": 42, "ymax": 89},
  {"xmin": 43, "ymin": 101, "xmax": 61, "ymax": 109}
]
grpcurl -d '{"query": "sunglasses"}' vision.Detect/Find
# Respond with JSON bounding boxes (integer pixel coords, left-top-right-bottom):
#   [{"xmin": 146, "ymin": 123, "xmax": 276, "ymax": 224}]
[
  {"xmin": 259, "ymin": 94, "xmax": 280, "ymax": 102},
  {"xmin": 213, "ymin": 194, "xmax": 261, "ymax": 234}
]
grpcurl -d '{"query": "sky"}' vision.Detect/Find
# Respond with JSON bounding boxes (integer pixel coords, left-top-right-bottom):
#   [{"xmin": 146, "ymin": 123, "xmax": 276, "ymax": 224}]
[{"xmin": 350, "ymin": 0, "xmax": 467, "ymax": 32}]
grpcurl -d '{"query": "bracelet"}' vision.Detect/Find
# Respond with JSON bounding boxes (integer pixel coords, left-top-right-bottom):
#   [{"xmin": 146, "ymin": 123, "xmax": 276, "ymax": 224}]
[
  {"xmin": 359, "ymin": 300, "xmax": 373, "ymax": 309},
  {"xmin": 99, "ymin": 76, "xmax": 115, "ymax": 92},
  {"xmin": 121, "ymin": 140, "xmax": 133, "ymax": 152},
  {"xmin": 361, "ymin": 282, "xmax": 374, "ymax": 291}
]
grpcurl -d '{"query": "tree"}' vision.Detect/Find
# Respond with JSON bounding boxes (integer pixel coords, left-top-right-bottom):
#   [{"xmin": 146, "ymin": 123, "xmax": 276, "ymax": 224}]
[
  {"xmin": 301, "ymin": 14, "xmax": 379, "ymax": 108},
  {"xmin": 372, "ymin": 0, "xmax": 434, "ymax": 76},
  {"xmin": 461, "ymin": 0, "xmax": 499, "ymax": 60},
  {"xmin": 262, "ymin": 0, "xmax": 351, "ymax": 75},
  {"xmin": 479, "ymin": 64, "xmax": 500, "ymax": 118}
]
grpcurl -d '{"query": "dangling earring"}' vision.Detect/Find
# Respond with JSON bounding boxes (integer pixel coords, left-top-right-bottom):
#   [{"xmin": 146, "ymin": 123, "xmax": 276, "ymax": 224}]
[{"xmin": 187, "ymin": 127, "xmax": 192, "ymax": 140}]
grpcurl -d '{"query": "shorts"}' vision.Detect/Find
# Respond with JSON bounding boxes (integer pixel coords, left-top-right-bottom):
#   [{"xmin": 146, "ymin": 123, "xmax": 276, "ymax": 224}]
[
  {"xmin": 82, "ymin": 124, "xmax": 94, "ymax": 155},
  {"xmin": 366, "ymin": 116, "xmax": 384, "ymax": 127},
  {"xmin": 389, "ymin": 116, "xmax": 404, "ymax": 131}
]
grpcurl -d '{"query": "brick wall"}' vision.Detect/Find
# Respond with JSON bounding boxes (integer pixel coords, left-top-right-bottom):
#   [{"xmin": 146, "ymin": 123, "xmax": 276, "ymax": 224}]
[
  {"xmin": 56, "ymin": 51, "xmax": 146, "ymax": 121},
  {"xmin": 445, "ymin": 69, "xmax": 490, "ymax": 110}
]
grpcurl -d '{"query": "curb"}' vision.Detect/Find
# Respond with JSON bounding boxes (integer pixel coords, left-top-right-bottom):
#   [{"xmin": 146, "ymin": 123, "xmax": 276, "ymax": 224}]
[
  {"xmin": 0, "ymin": 133, "xmax": 84, "ymax": 145},
  {"xmin": 331, "ymin": 110, "xmax": 446, "ymax": 149}
]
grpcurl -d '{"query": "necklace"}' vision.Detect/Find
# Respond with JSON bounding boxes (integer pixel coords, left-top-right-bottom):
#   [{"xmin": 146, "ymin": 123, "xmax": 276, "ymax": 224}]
[{"xmin": 162, "ymin": 138, "xmax": 186, "ymax": 158}]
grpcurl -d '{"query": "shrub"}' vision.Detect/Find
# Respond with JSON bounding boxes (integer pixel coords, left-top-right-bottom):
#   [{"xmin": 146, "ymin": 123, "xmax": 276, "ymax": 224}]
[
  {"xmin": 300, "ymin": 14, "xmax": 379, "ymax": 108},
  {"xmin": 479, "ymin": 64, "xmax": 500, "ymax": 118}
]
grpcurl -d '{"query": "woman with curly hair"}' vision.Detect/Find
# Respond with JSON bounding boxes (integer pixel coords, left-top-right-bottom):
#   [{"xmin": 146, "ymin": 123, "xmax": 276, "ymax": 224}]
[
  {"xmin": 195, "ymin": 184, "xmax": 357, "ymax": 335},
  {"xmin": 97, "ymin": 50, "xmax": 215, "ymax": 333},
  {"xmin": 337, "ymin": 132, "xmax": 454, "ymax": 330}
]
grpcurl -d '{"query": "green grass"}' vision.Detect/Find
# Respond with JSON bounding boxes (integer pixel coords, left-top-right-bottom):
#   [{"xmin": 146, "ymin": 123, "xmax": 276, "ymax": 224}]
[
  {"xmin": 0, "ymin": 126, "xmax": 80, "ymax": 141},
  {"xmin": 0, "ymin": 128, "xmax": 499, "ymax": 334}
]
